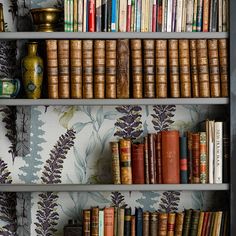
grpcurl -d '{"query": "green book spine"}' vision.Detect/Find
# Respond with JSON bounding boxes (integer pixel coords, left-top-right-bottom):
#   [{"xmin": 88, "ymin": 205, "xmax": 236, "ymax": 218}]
[
  {"xmin": 64, "ymin": 0, "xmax": 69, "ymax": 32},
  {"xmin": 190, "ymin": 210, "xmax": 200, "ymax": 236},
  {"xmin": 182, "ymin": 209, "xmax": 192, "ymax": 236},
  {"xmin": 99, "ymin": 209, "xmax": 104, "ymax": 236}
]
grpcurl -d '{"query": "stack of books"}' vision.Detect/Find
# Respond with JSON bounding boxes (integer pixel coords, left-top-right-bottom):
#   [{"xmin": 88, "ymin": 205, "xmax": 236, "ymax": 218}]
[{"xmin": 64, "ymin": 0, "xmax": 229, "ymax": 32}]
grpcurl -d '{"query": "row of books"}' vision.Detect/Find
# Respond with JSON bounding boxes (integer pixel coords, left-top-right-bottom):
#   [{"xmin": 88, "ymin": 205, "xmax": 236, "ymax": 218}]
[
  {"xmin": 64, "ymin": 0, "xmax": 229, "ymax": 32},
  {"xmin": 45, "ymin": 39, "xmax": 228, "ymax": 99},
  {"xmin": 82, "ymin": 206, "xmax": 229, "ymax": 236},
  {"xmin": 110, "ymin": 121, "xmax": 229, "ymax": 185}
]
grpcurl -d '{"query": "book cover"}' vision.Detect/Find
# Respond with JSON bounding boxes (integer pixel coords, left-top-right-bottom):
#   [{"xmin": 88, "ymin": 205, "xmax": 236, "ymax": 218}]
[
  {"xmin": 182, "ymin": 209, "xmax": 192, "ymax": 236},
  {"xmin": 148, "ymin": 133, "xmax": 157, "ymax": 184},
  {"xmin": 104, "ymin": 207, "xmax": 114, "ymax": 236},
  {"xmin": 199, "ymin": 132, "xmax": 207, "ymax": 183},
  {"xmin": 83, "ymin": 209, "xmax": 91, "ymax": 236},
  {"xmin": 117, "ymin": 207, "xmax": 125, "ymax": 236},
  {"xmin": 190, "ymin": 209, "xmax": 200, "ymax": 236},
  {"xmin": 175, "ymin": 212, "xmax": 185, "ymax": 236},
  {"xmin": 192, "ymin": 132, "xmax": 200, "ymax": 183},
  {"xmin": 150, "ymin": 212, "xmax": 158, "ymax": 235},
  {"xmin": 119, "ymin": 0, "xmax": 127, "ymax": 31},
  {"xmin": 124, "ymin": 207, "xmax": 131, "ymax": 236},
  {"xmin": 91, "ymin": 206, "xmax": 99, "ymax": 236},
  {"xmin": 167, "ymin": 213, "xmax": 176, "ymax": 236},
  {"xmin": 180, "ymin": 135, "xmax": 188, "ymax": 184},
  {"xmin": 135, "ymin": 207, "xmax": 143, "ymax": 236},
  {"xmin": 142, "ymin": 211, "xmax": 149, "ymax": 236},
  {"xmin": 110, "ymin": 141, "xmax": 121, "ymax": 184},
  {"xmin": 158, "ymin": 212, "xmax": 168, "ymax": 235}
]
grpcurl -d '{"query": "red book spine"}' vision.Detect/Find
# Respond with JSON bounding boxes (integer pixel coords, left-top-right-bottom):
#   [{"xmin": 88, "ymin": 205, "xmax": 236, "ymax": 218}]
[
  {"xmin": 201, "ymin": 212, "xmax": 209, "ymax": 236},
  {"xmin": 157, "ymin": 1, "xmax": 162, "ymax": 31},
  {"xmin": 192, "ymin": 133, "xmax": 200, "ymax": 183},
  {"xmin": 152, "ymin": 1, "xmax": 157, "ymax": 32},
  {"xmin": 126, "ymin": 0, "xmax": 132, "ymax": 32},
  {"xmin": 156, "ymin": 132, "xmax": 162, "ymax": 183},
  {"xmin": 89, "ymin": 0, "xmax": 95, "ymax": 32}
]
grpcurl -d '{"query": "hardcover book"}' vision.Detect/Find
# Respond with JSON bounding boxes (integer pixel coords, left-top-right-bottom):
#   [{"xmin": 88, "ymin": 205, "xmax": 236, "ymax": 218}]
[
  {"xmin": 83, "ymin": 209, "xmax": 91, "ymax": 236},
  {"xmin": 142, "ymin": 211, "xmax": 149, "ymax": 236},
  {"xmin": 110, "ymin": 141, "xmax": 121, "ymax": 184},
  {"xmin": 104, "ymin": 207, "xmax": 114, "ymax": 236}
]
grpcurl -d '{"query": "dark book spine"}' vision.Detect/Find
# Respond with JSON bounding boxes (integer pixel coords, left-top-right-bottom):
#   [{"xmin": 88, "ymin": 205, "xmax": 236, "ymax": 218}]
[
  {"xmin": 142, "ymin": 211, "xmax": 149, "ymax": 236},
  {"xmin": 124, "ymin": 207, "xmax": 131, "ymax": 236},
  {"xmin": 187, "ymin": 132, "xmax": 193, "ymax": 183},
  {"xmin": 223, "ymin": 122, "xmax": 230, "ymax": 183},
  {"xmin": 107, "ymin": 0, "xmax": 112, "ymax": 31},
  {"xmin": 182, "ymin": 209, "xmax": 192, "ymax": 236},
  {"xmin": 91, "ymin": 207, "xmax": 99, "ymax": 236},
  {"xmin": 189, "ymin": 210, "xmax": 200, "ymax": 236},
  {"xmin": 148, "ymin": 133, "xmax": 157, "ymax": 184},
  {"xmin": 204, "ymin": 212, "xmax": 213, "ymax": 236},
  {"xmin": 83, "ymin": 209, "xmax": 91, "ymax": 236},
  {"xmin": 102, "ymin": 0, "xmax": 108, "ymax": 31},
  {"xmin": 180, "ymin": 136, "xmax": 188, "ymax": 184},
  {"xmin": 201, "ymin": 211, "xmax": 210, "ymax": 236},
  {"xmin": 150, "ymin": 212, "xmax": 158, "ymax": 236},
  {"xmin": 144, "ymin": 136, "xmax": 150, "ymax": 184},
  {"xmin": 135, "ymin": 207, "xmax": 143, "ymax": 236}
]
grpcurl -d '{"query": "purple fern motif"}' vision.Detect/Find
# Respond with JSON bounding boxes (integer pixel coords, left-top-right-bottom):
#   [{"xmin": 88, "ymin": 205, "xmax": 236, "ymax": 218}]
[
  {"xmin": 158, "ymin": 191, "xmax": 180, "ymax": 213},
  {"xmin": 111, "ymin": 191, "xmax": 127, "ymax": 208},
  {"xmin": 0, "ymin": 107, "xmax": 17, "ymax": 163},
  {"xmin": 35, "ymin": 129, "xmax": 76, "ymax": 236},
  {"xmin": 151, "ymin": 105, "xmax": 176, "ymax": 132},
  {"xmin": 114, "ymin": 106, "xmax": 143, "ymax": 139},
  {"xmin": 0, "ymin": 159, "xmax": 17, "ymax": 235}
]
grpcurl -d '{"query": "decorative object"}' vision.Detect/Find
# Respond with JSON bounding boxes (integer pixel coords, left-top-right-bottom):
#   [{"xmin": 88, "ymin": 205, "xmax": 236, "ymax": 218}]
[
  {"xmin": 0, "ymin": 3, "xmax": 5, "ymax": 32},
  {"xmin": 30, "ymin": 7, "xmax": 62, "ymax": 32},
  {"xmin": 0, "ymin": 78, "xmax": 20, "ymax": 98},
  {"xmin": 21, "ymin": 42, "xmax": 43, "ymax": 99}
]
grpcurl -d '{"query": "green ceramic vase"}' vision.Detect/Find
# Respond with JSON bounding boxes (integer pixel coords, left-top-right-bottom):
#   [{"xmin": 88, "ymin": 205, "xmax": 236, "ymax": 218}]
[{"xmin": 22, "ymin": 42, "xmax": 43, "ymax": 99}]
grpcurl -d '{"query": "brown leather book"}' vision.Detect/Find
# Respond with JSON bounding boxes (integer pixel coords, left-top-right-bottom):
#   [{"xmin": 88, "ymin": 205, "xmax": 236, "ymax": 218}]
[
  {"xmin": 117, "ymin": 207, "xmax": 125, "ymax": 236},
  {"xmin": 218, "ymin": 39, "xmax": 229, "ymax": 97},
  {"xmin": 110, "ymin": 141, "xmax": 121, "ymax": 184},
  {"xmin": 208, "ymin": 39, "xmax": 221, "ymax": 97},
  {"xmin": 131, "ymin": 215, "xmax": 135, "ymax": 236},
  {"xmin": 70, "ymin": 40, "xmax": 83, "ymax": 98},
  {"xmin": 189, "ymin": 40, "xmax": 199, "ymax": 98},
  {"xmin": 119, "ymin": 139, "xmax": 132, "ymax": 184},
  {"xmin": 131, "ymin": 143, "xmax": 145, "ymax": 184},
  {"xmin": 58, "ymin": 40, "xmax": 70, "ymax": 98},
  {"xmin": 83, "ymin": 40, "xmax": 93, "ymax": 98},
  {"xmin": 94, "ymin": 40, "xmax": 105, "ymax": 98},
  {"xmin": 83, "ymin": 209, "xmax": 91, "ymax": 236},
  {"xmin": 175, "ymin": 212, "xmax": 185, "ymax": 236},
  {"xmin": 179, "ymin": 40, "xmax": 191, "ymax": 98},
  {"xmin": 168, "ymin": 40, "xmax": 180, "ymax": 98},
  {"xmin": 201, "ymin": 211, "xmax": 210, "ymax": 236},
  {"xmin": 196, "ymin": 39, "xmax": 210, "ymax": 97},
  {"xmin": 130, "ymin": 39, "xmax": 143, "ymax": 98},
  {"xmin": 155, "ymin": 40, "xmax": 168, "ymax": 98},
  {"xmin": 192, "ymin": 132, "xmax": 200, "ymax": 183},
  {"xmin": 142, "ymin": 211, "xmax": 150, "ymax": 236},
  {"xmin": 150, "ymin": 212, "xmax": 158, "ymax": 236},
  {"xmin": 46, "ymin": 40, "xmax": 58, "ymax": 98},
  {"xmin": 106, "ymin": 40, "xmax": 117, "ymax": 98},
  {"xmin": 117, "ymin": 39, "xmax": 130, "ymax": 98},
  {"xmin": 205, "ymin": 212, "xmax": 213, "ymax": 236},
  {"xmin": 167, "ymin": 213, "xmax": 176, "ymax": 236},
  {"xmin": 161, "ymin": 130, "xmax": 180, "ymax": 184},
  {"xmin": 104, "ymin": 207, "xmax": 114, "ymax": 236},
  {"xmin": 155, "ymin": 132, "xmax": 162, "ymax": 184},
  {"xmin": 197, "ymin": 211, "xmax": 205, "ymax": 236},
  {"xmin": 148, "ymin": 133, "xmax": 157, "ymax": 184},
  {"xmin": 91, "ymin": 206, "xmax": 99, "ymax": 236},
  {"xmin": 143, "ymin": 40, "xmax": 155, "ymax": 98},
  {"xmin": 144, "ymin": 136, "xmax": 150, "ymax": 184},
  {"xmin": 158, "ymin": 212, "xmax": 168, "ymax": 236}
]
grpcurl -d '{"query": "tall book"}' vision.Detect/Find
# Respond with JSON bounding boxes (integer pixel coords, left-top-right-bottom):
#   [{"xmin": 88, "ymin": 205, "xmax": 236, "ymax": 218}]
[
  {"xmin": 222, "ymin": 0, "xmax": 228, "ymax": 31},
  {"xmin": 197, "ymin": 211, "xmax": 205, "ymax": 236},
  {"xmin": 142, "ymin": 211, "xmax": 149, "ymax": 236},
  {"xmin": 202, "ymin": 0, "xmax": 210, "ymax": 31},
  {"xmin": 111, "ymin": 0, "xmax": 117, "ymax": 31},
  {"xmin": 110, "ymin": 141, "xmax": 121, "ymax": 184},
  {"xmin": 130, "ymin": 39, "xmax": 143, "ymax": 98},
  {"xmin": 171, "ymin": 0, "xmax": 177, "ymax": 32},
  {"xmin": 204, "ymin": 211, "xmax": 213, "ymax": 236},
  {"xmin": 127, "ymin": 0, "xmax": 132, "ymax": 31},
  {"xmin": 223, "ymin": 122, "xmax": 230, "ymax": 183},
  {"xmin": 83, "ymin": 209, "xmax": 91, "ymax": 236},
  {"xmin": 155, "ymin": 132, "xmax": 162, "ymax": 183},
  {"xmin": 179, "ymin": 39, "xmax": 191, "ymax": 97},
  {"xmin": 143, "ymin": 40, "xmax": 155, "ymax": 98},
  {"xmin": 175, "ymin": 212, "xmax": 185, "ymax": 236},
  {"xmin": 196, "ymin": 0, "xmax": 203, "ymax": 31},
  {"xmin": 155, "ymin": 40, "xmax": 168, "ymax": 98},
  {"xmin": 94, "ymin": 40, "xmax": 105, "ymax": 98},
  {"xmin": 186, "ymin": 0, "xmax": 194, "ymax": 32},
  {"xmin": 104, "ymin": 207, "xmax": 114, "ymax": 236},
  {"xmin": 117, "ymin": 207, "xmax": 125, "ymax": 236},
  {"xmin": 150, "ymin": 212, "xmax": 158, "ymax": 236},
  {"xmin": 83, "ymin": 0, "xmax": 88, "ymax": 32},
  {"xmin": 113, "ymin": 207, "xmax": 118, "ymax": 236},
  {"xmin": 73, "ymin": 0, "xmax": 78, "ymax": 32},
  {"xmin": 91, "ymin": 206, "xmax": 99, "ymax": 236},
  {"xmin": 64, "ymin": 0, "xmax": 69, "ymax": 32},
  {"xmin": 192, "ymin": 0, "xmax": 198, "ymax": 31},
  {"xmin": 106, "ymin": 40, "xmax": 117, "ymax": 98},
  {"xmin": 124, "ymin": 207, "xmax": 131, "ymax": 236},
  {"xmin": 119, "ymin": 0, "xmax": 127, "ymax": 31},
  {"xmin": 199, "ymin": 132, "xmax": 207, "ymax": 183},
  {"xmin": 144, "ymin": 136, "xmax": 150, "ymax": 184},
  {"xmin": 168, "ymin": 40, "xmax": 180, "ymax": 98},
  {"xmin": 77, "ymin": 0, "xmax": 83, "ymax": 31},
  {"xmin": 187, "ymin": 131, "xmax": 193, "ymax": 183},
  {"xmin": 180, "ymin": 136, "xmax": 188, "ymax": 184},
  {"xmin": 102, "ymin": 0, "xmax": 108, "ymax": 31},
  {"xmin": 70, "ymin": 40, "xmax": 82, "ymax": 98},
  {"xmin": 201, "ymin": 211, "xmax": 210, "ymax": 236},
  {"xmin": 148, "ymin": 133, "xmax": 157, "ymax": 184},
  {"xmin": 82, "ymin": 40, "xmax": 93, "ymax": 98},
  {"xmin": 167, "ymin": 213, "xmax": 176, "ymax": 236},
  {"xmin": 119, "ymin": 139, "xmax": 132, "ymax": 184},
  {"xmin": 190, "ymin": 210, "xmax": 200, "ymax": 236},
  {"xmin": 181, "ymin": 0, "xmax": 187, "ymax": 32},
  {"xmin": 192, "ymin": 132, "xmax": 200, "ymax": 183},
  {"xmin": 99, "ymin": 209, "xmax": 104, "ymax": 236},
  {"xmin": 175, "ymin": 0, "xmax": 183, "ymax": 32},
  {"xmin": 208, "ymin": 120, "xmax": 215, "ymax": 184},
  {"xmin": 158, "ymin": 212, "xmax": 168, "ymax": 235},
  {"xmin": 161, "ymin": 130, "xmax": 180, "ymax": 184},
  {"xmin": 96, "ymin": 0, "xmax": 102, "ymax": 32},
  {"xmin": 135, "ymin": 207, "xmax": 143, "ymax": 236},
  {"xmin": 182, "ymin": 209, "xmax": 192, "ymax": 236},
  {"xmin": 117, "ymin": 39, "xmax": 130, "ymax": 98},
  {"xmin": 46, "ymin": 40, "xmax": 58, "ymax": 99},
  {"xmin": 167, "ymin": 0, "xmax": 173, "ymax": 32}
]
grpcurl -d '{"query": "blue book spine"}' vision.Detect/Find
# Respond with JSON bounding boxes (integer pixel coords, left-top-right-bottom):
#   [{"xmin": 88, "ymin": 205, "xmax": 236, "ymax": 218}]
[
  {"xmin": 180, "ymin": 136, "xmax": 188, "ymax": 184},
  {"xmin": 196, "ymin": 0, "xmax": 203, "ymax": 32},
  {"xmin": 111, "ymin": 0, "xmax": 117, "ymax": 31},
  {"xmin": 136, "ymin": 0, "xmax": 141, "ymax": 31},
  {"xmin": 135, "ymin": 207, "xmax": 143, "ymax": 236},
  {"xmin": 86, "ymin": 0, "xmax": 89, "ymax": 32}
]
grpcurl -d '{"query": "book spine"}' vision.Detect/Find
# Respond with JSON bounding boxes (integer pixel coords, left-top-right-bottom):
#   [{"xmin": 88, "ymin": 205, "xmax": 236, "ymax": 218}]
[
  {"xmin": 102, "ymin": 0, "xmax": 108, "ymax": 31},
  {"xmin": 187, "ymin": 131, "xmax": 193, "ymax": 183},
  {"xmin": 218, "ymin": 0, "xmax": 223, "ymax": 31},
  {"xmin": 135, "ymin": 207, "xmax": 143, "ymax": 236},
  {"xmin": 111, "ymin": 0, "xmax": 117, "ymax": 31},
  {"xmin": 96, "ymin": 0, "xmax": 102, "ymax": 31},
  {"xmin": 186, "ymin": 0, "xmax": 194, "ymax": 32},
  {"xmin": 148, "ymin": 133, "xmax": 157, "ymax": 184},
  {"xmin": 91, "ymin": 207, "xmax": 99, "ymax": 236},
  {"xmin": 202, "ymin": 0, "xmax": 210, "ymax": 32},
  {"xmin": 107, "ymin": 0, "xmax": 112, "ymax": 31},
  {"xmin": 94, "ymin": 40, "xmax": 105, "ymax": 98},
  {"xmin": 159, "ymin": 213, "xmax": 168, "ymax": 235},
  {"xmin": 205, "ymin": 212, "xmax": 213, "ymax": 236},
  {"xmin": 83, "ymin": 0, "xmax": 88, "ymax": 31},
  {"xmin": 144, "ymin": 0, "xmax": 150, "ymax": 32},
  {"xmin": 124, "ymin": 208, "xmax": 131, "ymax": 236},
  {"xmin": 222, "ymin": 0, "xmax": 227, "ymax": 31},
  {"xmin": 104, "ymin": 207, "xmax": 114, "ymax": 236},
  {"xmin": 208, "ymin": 120, "xmax": 215, "ymax": 184},
  {"xmin": 117, "ymin": 208, "xmax": 125, "ymax": 236},
  {"xmin": 46, "ymin": 40, "xmax": 58, "ymax": 99},
  {"xmin": 155, "ymin": 132, "xmax": 162, "ymax": 183},
  {"xmin": 157, "ymin": 0, "xmax": 163, "ymax": 31},
  {"xmin": 180, "ymin": 136, "xmax": 188, "ymax": 184},
  {"xmin": 141, "ymin": 0, "xmax": 146, "ymax": 31},
  {"xmin": 83, "ymin": 209, "xmax": 91, "ymax": 236},
  {"xmin": 190, "ymin": 210, "xmax": 200, "ymax": 236},
  {"xmin": 73, "ymin": 0, "xmax": 78, "ymax": 32},
  {"xmin": 167, "ymin": 213, "xmax": 176, "ymax": 236},
  {"xmin": 131, "ymin": 0, "xmax": 135, "ymax": 31},
  {"xmin": 155, "ymin": 40, "xmax": 168, "ymax": 98},
  {"xmin": 181, "ymin": 0, "xmax": 187, "ymax": 32},
  {"xmin": 171, "ymin": 0, "xmax": 177, "ymax": 32},
  {"xmin": 201, "ymin": 211, "xmax": 209, "ymax": 236},
  {"xmin": 148, "ymin": 0, "xmax": 153, "ymax": 32},
  {"xmin": 142, "ymin": 211, "xmax": 149, "ymax": 236},
  {"xmin": 182, "ymin": 209, "xmax": 192, "ymax": 236},
  {"xmin": 117, "ymin": 39, "xmax": 130, "ymax": 98},
  {"xmin": 127, "ymin": 0, "xmax": 132, "ymax": 32},
  {"xmin": 105, "ymin": 40, "xmax": 117, "ymax": 98},
  {"xmin": 161, "ymin": 0, "xmax": 166, "ymax": 31},
  {"xmin": 119, "ymin": 0, "xmax": 127, "ymax": 31},
  {"xmin": 64, "ymin": 0, "xmax": 69, "ymax": 32},
  {"xmin": 136, "ymin": 0, "xmax": 142, "ymax": 31},
  {"xmin": 199, "ymin": 132, "xmax": 207, "ymax": 183},
  {"xmin": 223, "ymin": 122, "xmax": 229, "ymax": 183},
  {"xmin": 196, "ymin": 0, "xmax": 203, "ymax": 31},
  {"xmin": 143, "ymin": 40, "xmax": 155, "ymax": 98},
  {"xmin": 115, "ymin": 0, "xmax": 119, "ymax": 32},
  {"xmin": 192, "ymin": 0, "xmax": 198, "ymax": 31},
  {"xmin": 113, "ymin": 207, "xmax": 118, "ymax": 236},
  {"xmin": 82, "ymin": 40, "xmax": 93, "ymax": 98},
  {"xmin": 144, "ymin": 136, "xmax": 150, "ymax": 184},
  {"xmin": 150, "ymin": 212, "xmax": 158, "ymax": 235},
  {"xmin": 192, "ymin": 132, "xmax": 200, "ymax": 183},
  {"xmin": 167, "ymin": 0, "xmax": 173, "ymax": 32},
  {"xmin": 175, "ymin": 212, "xmax": 185, "ymax": 236},
  {"xmin": 175, "ymin": 0, "xmax": 183, "ymax": 32},
  {"xmin": 197, "ymin": 211, "xmax": 205, "ymax": 236},
  {"xmin": 164, "ymin": 0, "xmax": 168, "ymax": 31},
  {"xmin": 70, "ymin": 40, "xmax": 83, "ymax": 98},
  {"xmin": 131, "ymin": 215, "xmax": 135, "ymax": 236},
  {"xmin": 99, "ymin": 209, "xmax": 104, "ymax": 236},
  {"xmin": 78, "ymin": 0, "xmax": 83, "ymax": 32},
  {"xmin": 152, "ymin": 0, "xmax": 157, "ymax": 32},
  {"xmin": 212, "ymin": 0, "xmax": 218, "ymax": 32},
  {"xmin": 69, "ymin": 0, "xmax": 74, "ymax": 32},
  {"xmin": 120, "ymin": 139, "xmax": 132, "ymax": 184},
  {"xmin": 110, "ymin": 141, "xmax": 121, "ymax": 184}
]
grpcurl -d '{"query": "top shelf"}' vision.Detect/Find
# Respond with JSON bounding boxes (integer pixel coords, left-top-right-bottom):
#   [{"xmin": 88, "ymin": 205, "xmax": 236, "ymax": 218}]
[{"xmin": 0, "ymin": 32, "xmax": 229, "ymax": 39}]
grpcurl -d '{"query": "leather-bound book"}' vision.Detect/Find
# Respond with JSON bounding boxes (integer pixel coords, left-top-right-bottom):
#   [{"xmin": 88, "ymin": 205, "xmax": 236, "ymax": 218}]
[
  {"xmin": 187, "ymin": 131, "xmax": 193, "ymax": 184},
  {"xmin": 143, "ymin": 40, "xmax": 155, "ymax": 98},
  {"xmin": 223, "ymin": 122, "xmax": 230, "ymax": 183},
  {"xmin": 130, "ymin": 39, "xmax": 143, "ymax": 98},
  {"xmin": 58, "ymin": 40, "xmax": 70, "ymax": 98},
  {"xmin": 180, "ymin": 136, "xmax": 188, "ymax": 184},
  {"xmin": 110, "ymin": 141, "xmax": 121, "ymax": 184},
  {"xmin": 104, "ymin": 207, "xmax": 114, "ymax": 236},
  {"xmin": 113, "ymin": 207, "xmax": 118, "ymax": 236},
  {"xmin": 156, "ymin": 132, "xmax": 162, "ymax": 184},
  {"xmin": 135, "ymin": 207, "xmax": 143, "ymax": 236},
  {"xmin": 94, "ymin": 40, "xmax": 105, "ymax": 98},
  {"xmin": 117, "ymin": 207, "xmax": 125, "ymax": 236},
  {"xmin": 70, "ymin": 40, "xmax": 83, "ymax": 98},
  {"xmin": 196, "ymin": 39, "xmax": 210, "ymax": 97},
  {"xmin": 208, "ymin": 212, "xmax": 216, "ymax": 236},
  {"xmin": 218, "ymin": 39, "xmax": 229, "ymax": 97},
  {"xmin": 155, "ymin": 40, "xmax": 168, "ymax": 98},
  {"xmin": 189, "ymin": 40, "xmax": 199, "ymax": 98},
  {"xmin": 131, "ymin": 143, "xmax": 145, "ymax": 184},
  {"xmin": 182, "ymin": 209, "xmax": 192, "ymax": 236},
  {"xmin": 168, "ymin": 40, "xmax": 180, "ymax": 98},
  {"xmin": 83, "ymin": 209, "xmax": 91, "ymax": 236},
  {"xmin": 148, "ymin": 133, "xmax": 157, "ymax": 184},
  {"xmin": 167, "ymin": 213, "xmax": 176, "ymax": 236},
  {"xmin": 144, "ymin": 136, "xmax": 150, "ymax": 184},
  {"xmin": 199, "ymin": 132, "xmax": 207, "ymax": 183},
  {"xmin": 119, "ymin": 139, "xmax": 132, "ymax": 184},
  {"xmin": 175, "ymin": 212, "xmax": 185, "ymax": 236},
  {"xmin": 142, "ymin": 211, "xmax": 149, "ymax": 236},
  {"xmin": 189, "ymin": 209, "xmax": 200, "ymax": 236},
  {"xmin": 150, "ymin": 212, "xmax": 158, "ymax": 236},
  {"xmin": 161, "ymin": 130, "xmax": 180, "ymax": 184},
  {"xmin": 208, "ymin": 39, "xmax": 221, "ymax": 97},
  {"xmin": 106, "ymin": 40, "xmax": 117, "ymax": 98},
  {"xmin": 179, "ymin": 40, "xmax": 191, "ymax": 98},
  {"xmin": 124, "ymin": 207, "xmax": 131, "ymax": 236},
  {"xmin": 204, "ymin": 212, "xmax": 212, "ymax": 236},
  {"xmin": 117, "ymin": 39, "xmax": 130, "ymax": 98},
  {"xmin": 46, "ymin": 40, "xmax": 58, "ymax": 98},
  {"xmin": 131, "ymin": 215, "xmax": 135, "ymax": 236},
  {"xmin": 192, "ymin": 133, "xmax": 200, "ymax": 183},
  {"xmin": 158, "ymin": 212, "xmax": 168, "ymax": 236},
  {"xmin": 197, "ymin": 211, "xmax": 205, "ymax": 236},
  {"xmin": 201, "ymin": 211, "xmax": 210, "ymax": 236},
  {"xmin": 91, "ymin": 206, "xmax": 99, "ymax": 236},
  {"xmin": 83, "ymin": 40, "xmax": 93, "ymax": 98}
]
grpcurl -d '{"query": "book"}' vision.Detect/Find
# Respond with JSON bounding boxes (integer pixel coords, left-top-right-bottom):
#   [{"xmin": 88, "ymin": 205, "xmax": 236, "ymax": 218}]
[
  {"xmin": 83, "ymin": 209, "xmax": 91, "ymax": 236},
  {"xmin": 155, "ymin": 132, "xmax": 162, "ymax": 183},
  {"xmin": 104, "ymin": 207, "xmax": 114, "ymax": 236},
  {"xmin": 127, "ymin": 0, "xmax": 132, "ymax": 31},
  {"xmin": 142, "ymin": 211, "xmax": 149, "ymax": 236},
  {"xmin": 175, "ymin": 0, "xmax": 183, "ymax": 32},
  {"xmin": 175, "ymin": 212, "xmax": 185, "ymax": 236},
  {"xmin": 110, "ymin": 141, "xmax": 121, "ymax": 184},
  {"xmin": 102, "ymin": 0, "xmax": 108, "ymax": 31},
  {"xmin": 131, "ymin": 215, "xmax": 135, "ymax": 236},
  {"xmin": 201, "ymin": 211, "xmax": 210, "ymax": 235},
  {"xmin": 148, "ymin": 133, "xmax": 157, "ymax": 184},
  {"xmin": 161, "ymin": 130, "xmax": 180, "ymax": 184},
  {"xmin": 135, "ymin": 207, "xmax": 143, "ymax": 236},
  {"xmin": 119, "ymin": 0, "xmax": 127, "ymax": 31},
  {"xmin": 207, "ymin": 120, "xmax": 215, "ymax": 184},
  {"xmin": 124, "ymin": 207, "xmax": 131, "ymax": 236},
  {"xmin": 167, "ymin": 213, "xmax": 175, "ymax": 236},
  {"xmin": 199, "ymin": 132, "xmax": 207, "ymax": 183},
  {"xmin": 202, "ymin": 0, "xmax": 210, "ymax": 31},
  {"xmin": 73, "ymin": 0, "xmax": 78, "ymax": 32},
  {"xmin": 192, "ymin": 132, "xmax": 200, "ymax": 183},
  {"xmin": 189, "ymin": 209, "xmax": 200, "ymax": 236},
  {"xmin": 205, "ymin": 211, "xmax": 213, "ymax": 236},
  {"xmin": 144, "ymin": 136, "xmax": 150, "ymax": 184},
  {"xmin": 91, "ymin": 206, "xmax": 99, "ymax": 236},
  {"xmin": 218, "ymin": 0, "xmax": 223, "ymax": 32},
  {"xmin": 223, "ymin": 122, "xmax": 229, "ymax": 183},
  {"xmin": 186, "ymin": 0, "xmax": 194, "ymax": 32},
  {"xmin": 64, "ymin": 0, "xmax": 69, "ymax": 32},
  {"xmin": 180, "ymin": 136, "xmax": 188, "ymax": 184},
  {"xmin": 99, "ymin": 209, "xmax": 104, "ymax": 236},
  {"xmin": 83, "ymin": 0, "xmax": 88, "ymax": 31},
  {"xmin": 181, "ymin": 0, "xmax": 187, "ymax": 32},
  {"xmin": 158, "ymin": 212, "xmax": 168, "ymax": 235},
  {"xmin": 117, "ymin": 39, "xmax": 130, "ymax": 98},
  {"xmin": 171, "ymin": 0, "xmax": 177, "ymax": 32},
  {"xmin": 111, "ymin": 0, "xmax": 117, "ymax": 31},
  {"xmin": 107, "ymin": 0, "xmax": 112, "ymax": 31},
  {"xmin": 196, "ymin": 0, "xmax": 203, "ymax": 31},
  {"xmin": 77, "ymin": 0, "xmax": 83, "ymax": 31},
  {"xmin": 96, "ymin": 0, "xmax": 102, "ymax": 31},
  {"xmin": 150, "ymin": 211, "xmax": 158, "ymax": 236},
  {"xmin": 192, "ymin": 0, "xmax": 198, "ymax": 31},
  {"xmin": 187, "ymin": 131, "xmax": 193, "ymax": 183},
  {"xmin": 117, "ymin": 207, "xmax": 125, "ymax": 236},
  {"xmin": 182, "ymin": 209, "xmax": 192, "ymax": 236},
  {"xmin": 113, "ymin": 207, "xmax": 118, "ymax": 236}
]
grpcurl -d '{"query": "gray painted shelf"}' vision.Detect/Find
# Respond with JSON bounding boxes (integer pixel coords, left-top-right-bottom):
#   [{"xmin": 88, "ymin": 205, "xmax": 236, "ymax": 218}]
[
  {"xmin": 0, "ymin": 32, "xmax": 228, "ymax": 39},
  {"xmin": 0, "ymin": 98, "xmax": 229, "ymax": 106},
  {"xmin": 0, "ymin": 184, "xmax": 229, "ymax": 192}
]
